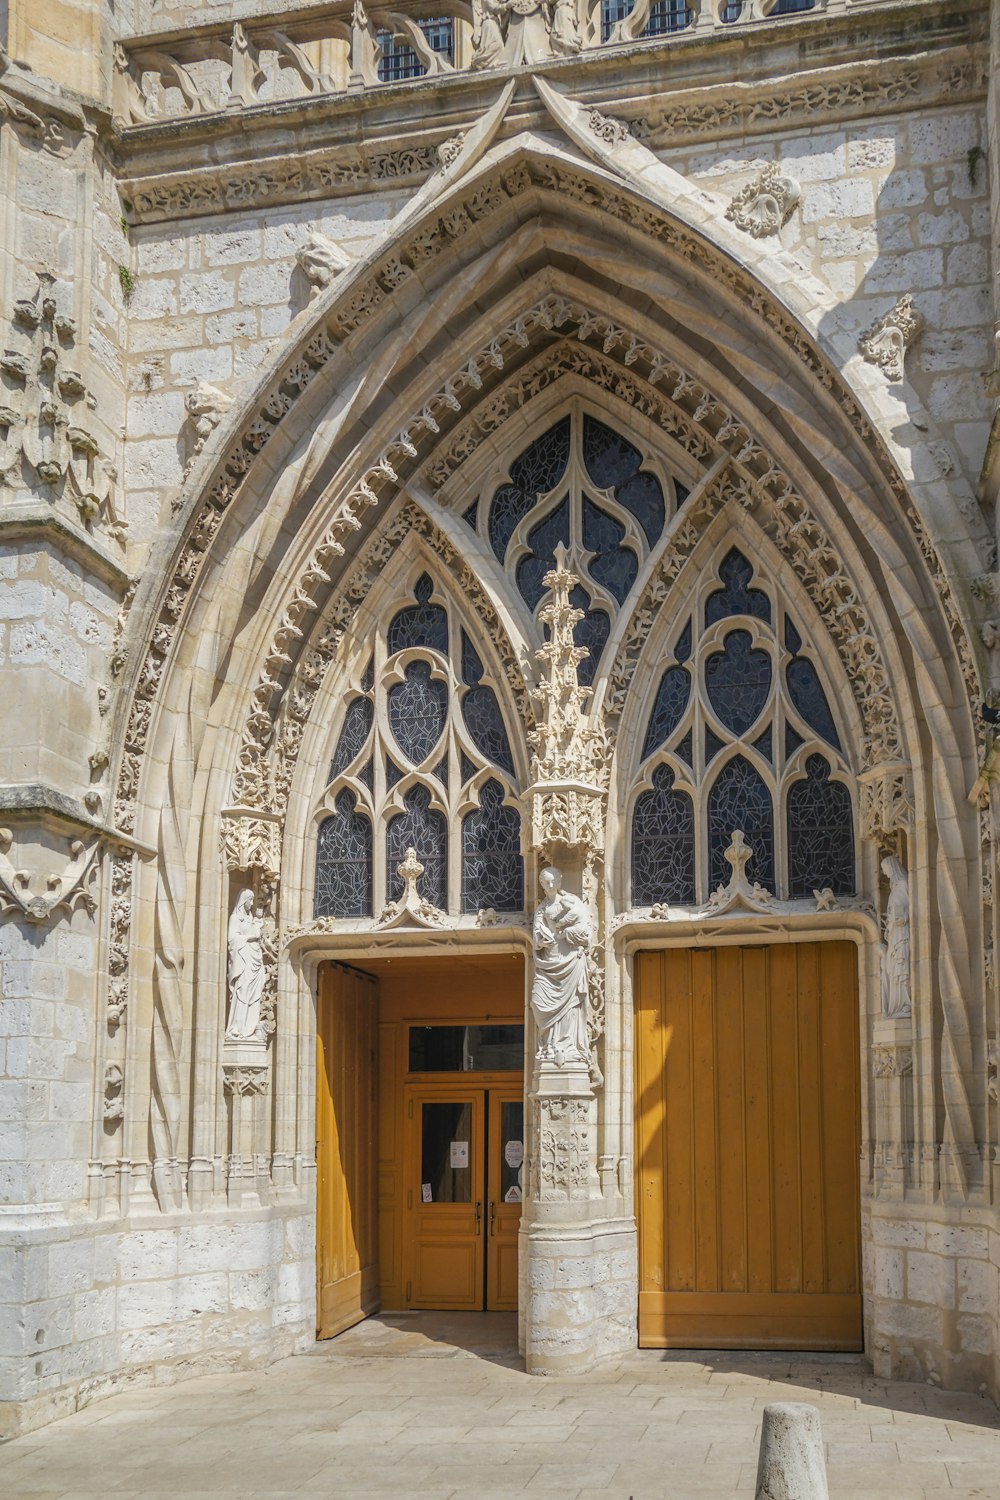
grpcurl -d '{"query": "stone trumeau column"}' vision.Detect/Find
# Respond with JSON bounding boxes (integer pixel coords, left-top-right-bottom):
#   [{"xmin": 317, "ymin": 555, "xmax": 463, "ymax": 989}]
[{"xmin": 518, "ymin": 551, "xmax": 632, "ymax": 1374}]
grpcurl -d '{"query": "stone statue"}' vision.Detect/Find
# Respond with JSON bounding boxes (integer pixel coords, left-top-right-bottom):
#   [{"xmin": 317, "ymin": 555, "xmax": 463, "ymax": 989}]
[
  {"xmin": 470, "ymin": 0, "xmax": 580, "ymax": 70},
  {"xmin": 226, "ymin": 888, "xmax": 266, "ymax": 1040},
  {"xmin": 880, "ymin": 854, "xmax": 912, "ymax": 1019},
  {"xmin": 530, "ymin": 866, "xmax": 591, "ymax": 1065}
]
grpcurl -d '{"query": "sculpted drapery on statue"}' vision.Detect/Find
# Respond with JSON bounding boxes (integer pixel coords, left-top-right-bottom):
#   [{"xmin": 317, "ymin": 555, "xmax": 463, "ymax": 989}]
[
  {"xmin": 531, "ymin": 866, "xmax": 592, "ymax": 1065},
  {"xmin": 880, "ymin": 854, "xmax": 912, "ymax": 1020},
  {"xmin": 471, "ymin": 0, "xmax": 581, "ymax": 70},
  {"xmin": 226, "ymin": 888, "xmax": 267, "ymax": 1040}
]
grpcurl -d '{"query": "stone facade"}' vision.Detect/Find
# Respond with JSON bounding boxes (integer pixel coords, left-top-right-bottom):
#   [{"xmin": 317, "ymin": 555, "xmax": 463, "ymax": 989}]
[{"xmin": 1, "ymin": 0, "xmax": 1000, "ymax": 1437}]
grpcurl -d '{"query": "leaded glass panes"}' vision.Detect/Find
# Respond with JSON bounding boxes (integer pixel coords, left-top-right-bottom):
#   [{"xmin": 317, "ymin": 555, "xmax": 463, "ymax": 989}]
[
  {"xmin": 787, "ymin": 755, "xmax": 854, "ymax": 897},
  {"xmin": 315, "ymin": 792, "xmax": 372, "ymax": 918},
  {"xmin": 583, "ymin": 496, "xmax": 638, "ymax": 604},
  {"xmin": 461, "ymin": 779, "xmax": 523, "ymax": 912},
  {"xmin": 388, "ymin": 574, "xmax": 448, "ymax": 655},
  {"xmin": 787, "ymin": 655, "xmax": 841, "ymax": 750},
  {"xmin": 515, "ymin": 497, "xmax": 570, "ymax": 610},
  {"xmin": 708, "ymin": 756, "xmax": 775, "ymax": 892},
  {"xmin": 705, "ymin": 630, "xmax": 772, "ymax": 735},
  {"xmin": 631, "ymin": 543, "xmax": 854, "ymax": 904},
  {"xmin": 582, "ymin": 414, "xmax": 665, "ymax": 544},
  {"xmin": 387, "ymin": 786, "xmax": 447, "ymax": 907},
  {"xmin": 632, "ymin": 766, "xmax": 695, "ymax": 905},
  {"xmin": 571, "ymin": 584, "xmax": 610, "ymax": 688},
  {"xmin": 320, "ymin": 566, "xmax": 523, "ymax": 920},
  {"xmin": 387, "ymin": 660, "xmax": 447, "ymax": 764},
  {"xmin": 329, "ymin": 696, "xmax": 373, "ymax": 780},
  {"xmin": 705, "ymin": 548, "xmax": 771, "ymax": 627},
  {"xmin": 642, "ymin": 665, "xmax": 690, "ymax": 760},
  {"xmin": 487, "ymin": 419, "xmax": 571, "ymax": 562}
]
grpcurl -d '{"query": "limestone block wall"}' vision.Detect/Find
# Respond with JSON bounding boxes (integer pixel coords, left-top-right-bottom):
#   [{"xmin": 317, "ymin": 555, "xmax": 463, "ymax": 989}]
[
  {"xmin": 674, "ymin": 107, "xmax": 992, "ymax": 502},
  {"xmin": 0, "ymin": 1207, "xmax": 313, "ymax": 1435}
]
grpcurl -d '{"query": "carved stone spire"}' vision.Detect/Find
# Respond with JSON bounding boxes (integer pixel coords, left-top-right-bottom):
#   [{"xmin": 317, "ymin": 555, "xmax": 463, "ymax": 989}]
[{"xmin": 528, "ymin": 546, "xmax": 608, "ymax": 789}]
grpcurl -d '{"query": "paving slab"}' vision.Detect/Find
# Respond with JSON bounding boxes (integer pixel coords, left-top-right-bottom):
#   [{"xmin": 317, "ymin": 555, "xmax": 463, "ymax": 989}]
[{"xmin": 4, "ymin": 1313, "xmax": 1000, "ymax": 1500}]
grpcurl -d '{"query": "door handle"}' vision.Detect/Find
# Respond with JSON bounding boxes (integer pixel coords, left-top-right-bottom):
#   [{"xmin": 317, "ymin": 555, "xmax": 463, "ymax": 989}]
[
  {"xmin": 474, "ymin": 1200, "xmax": 482, "ymax": 1235},
  {"xmin": 489, "ymin": 1200, "xmax": 496, "ymax": 1236}
]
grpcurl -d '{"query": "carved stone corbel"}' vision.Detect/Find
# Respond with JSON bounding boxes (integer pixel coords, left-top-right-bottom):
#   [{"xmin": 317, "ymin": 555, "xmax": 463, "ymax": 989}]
[
  {"xmin": 183, "ymin": 381, "xmax": 232, "ymax": 475},
  {"xmin": 725, "ymin": 163, "xmax": 800, "ymax": 238},
  {"xmin": 859, "ymin": 295, "xmax": 923, "ymax": 381},
  {"xmin": 0, "ymin": 828, "xmax": 98, "ymax": 923},
  {"xmin": 295, "ymin": 231, "xmax": 352, "ymax": 296}
]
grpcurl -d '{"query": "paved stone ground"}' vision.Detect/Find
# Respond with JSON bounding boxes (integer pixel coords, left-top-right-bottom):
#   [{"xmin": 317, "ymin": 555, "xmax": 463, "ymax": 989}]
[{"xmin": 4, "ymin": 1313, "xmax": 1000, "ymax": 1499}]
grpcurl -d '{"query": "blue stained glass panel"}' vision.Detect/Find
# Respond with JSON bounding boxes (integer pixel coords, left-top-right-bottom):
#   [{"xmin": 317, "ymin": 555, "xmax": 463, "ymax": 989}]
[
  {"xmin": 515, "ymin": 497, "xmax": 570, "ymax": 610},
  {"xmin": 786, "ymin": 656, "xmax": 840, "ymax": 750},
  {"xmin": 570, "ymin": 584, "xmax": 609, "ymax": 687},
  {"xmin": 461, "ymin": 779, "xmax": 523, "ymax": 912},
  {"xmin": 387, "ymin": 661, "xmax": 447, "ymax": 764},
  {"xmin": 361, "ymin": 656, "xmax": 374, "ymax": 692},
  {"xmin": 388, "ymin": 573, "xmax": 449, "ymax": 655},
  {"xmin": 314, "ymin": 791, "xmax": 372, "ymax": 918},
  {"xmin": 462, "ymin": 499, "xmax": 478, "ymax": 530},
  {"xmin": 632, "ymin": 765, "xmax": 696, "ymax": 905},
  {"xmin": 582, "ymin": 415, "xmax": 664, "ymax": 545},
  {"xmin": 705, "ymin": 630, "xmax": 772, "ymax": 735},
  {"xmin": 462, "ymin": 684, "xmax": 515, "ymax": 773},
  {"xmin": 642, "ymin": 665, "xmax": 690, "ymax": 760},
  {"xmin": 358, "ymin": 758, "xmax": 374, "ymax": 794},
  {"xmin": 708, "ymin": 756, "xmax": 774, "ymax": 891},
  {"xmin": 675, "ymin": 618, "xmax": 692, "ymax": 663},
  {"xmin": 583, "ymin": 495, "xmax": 637, "ymax": 604},
  {"xmin": 752, "ymin": 725, "xmax": 773, "ymax": 763},
  {"xmin": 705, "ymin": 548, "xmax": 771, "ymax": 627},
  {"xmin": 784, "ymin": 614, "xmax": 802, "ymax": 654},
  {"xmin": 386, "ymin": 786, "xmax": 447, "ymax": 908},
  {"xmin": 676, "ymin": 730, "xmax": 693, "ymax": 768},
  {"xmin": 706, "ymin": 727, "xmax": 725, "ymax": 764},
  {"xmin": 461, "ymin": 630, "xmax": 484, "ymax": 686},
  {"xmin": 785, "ymin": 723, "xmax": 805, "ymax": 759},
  {"xmin": 460, "ymin": 751, "xmax": 478, "ymax": 786},
  {"xmin": 487, "ymin": 419, "xmax": 571, "ymax": 563},
  {"xmin": 329, "ymin": 696, "xmax": 373, "ymax": 781},
  {"xmin": 386, "ymin": 759, "xmax": 404, "ymax": 789},
  {"xmin": 787, "ymin": 754, "xmax": 854, "ymax": 897}
]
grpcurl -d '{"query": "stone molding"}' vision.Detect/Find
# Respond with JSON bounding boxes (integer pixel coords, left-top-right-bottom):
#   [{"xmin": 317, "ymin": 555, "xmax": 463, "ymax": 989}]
[{"xmin": 111, "ymin": 149, "xmax": 978, "ymax": 861}]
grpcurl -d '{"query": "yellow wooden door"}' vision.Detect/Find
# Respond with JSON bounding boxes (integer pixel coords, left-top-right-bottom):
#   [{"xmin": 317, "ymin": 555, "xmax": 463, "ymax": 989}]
[
  {"xmin": 486, "ymin": 1087, "xmax": 523, "ymax": 1310},
  {"xmin": 636, "ymin": 942, "xmax": 861, "ymax": 1350},
  {"xmin": 316, "ymin": 963, "xmax": 379, "ymax": 1339},
  {"xmin": 405, "ymin": 1085, "xmax": 485, "ymax": 1308}
]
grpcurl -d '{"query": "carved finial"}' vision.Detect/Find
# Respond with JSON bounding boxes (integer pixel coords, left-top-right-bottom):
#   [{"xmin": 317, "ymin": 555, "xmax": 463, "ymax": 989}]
[
  {"xmin": 725, "ymin": 829, "xmax": 753, "ymax": 885},
  {"xmin": 703, "ymin": 830, "xmax": 777, "ymax": 915},
  {"xmin": 859, "ymin": 294, "xmax": 923, "ymax": 381},
  {"xmin": 375, "ymin": 846, "xmax": 446, "ymax": 928},
  {"xmin": 527, "ymin": 555, "xmax": 608, "ymax": 787}
]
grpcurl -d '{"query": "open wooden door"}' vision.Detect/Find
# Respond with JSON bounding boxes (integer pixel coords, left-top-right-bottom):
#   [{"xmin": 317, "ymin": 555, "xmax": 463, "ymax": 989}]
[
  {"xmin": 316, "ymin": 963, "xmax": 379, "ymax": 1339},
  {"xmin": 636, "ymin": 942, "xmax": 862, "ymax": 1351}
]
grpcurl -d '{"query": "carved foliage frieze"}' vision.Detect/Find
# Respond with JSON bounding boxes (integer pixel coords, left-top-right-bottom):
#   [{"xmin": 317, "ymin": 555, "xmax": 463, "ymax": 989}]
[{"xmin": 536, "ymin": 1097, "xmax": 590, "ymax": 1198}]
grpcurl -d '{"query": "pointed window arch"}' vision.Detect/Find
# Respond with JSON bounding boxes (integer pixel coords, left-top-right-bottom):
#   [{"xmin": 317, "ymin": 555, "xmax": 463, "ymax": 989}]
[
  {"xmin": 313, "ymin": 569, "xmax": 524, "ymax": 919},
  {"xmin": 467, "ymin": 402, "xmax": 688, "ymax": 686},
  {"xmin": 630, "ymin": 546, "xmax": 855, "ymax": 905}
]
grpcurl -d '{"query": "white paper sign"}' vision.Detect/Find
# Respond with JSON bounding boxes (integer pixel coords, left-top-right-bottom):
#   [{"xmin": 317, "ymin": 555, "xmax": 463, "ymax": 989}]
[
  {"xmin": 449, "ymin": 1140, "xmax": 469, "ymax": 1169},
  {"xmin": 504, "ymin": 1139, "xmax": 524, "ymax": 1169},
  {"xmin": 421, "ymin": 1183, "xmax": 432, "ymax": 1203},
  {"xmin": 504, "ymin": 1186, "xmax": 522, "ymax": 1203}
]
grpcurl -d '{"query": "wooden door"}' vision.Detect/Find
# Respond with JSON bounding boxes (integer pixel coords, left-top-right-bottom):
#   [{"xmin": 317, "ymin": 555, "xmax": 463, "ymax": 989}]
[
  {"xmin": 316, "ymin": 963, "xmax": 379, "ymax": 1339},
  {"xmin": 405, "ymin": 1086, "xmax": 485, "ymax": 1308},
  {"xmin": 635, "ymin": 943, "xmax": 861, "ymax": 1350},
  {"xmin": 486, "ymin": 1087, "xmax": 523, "ymax": 1310}
]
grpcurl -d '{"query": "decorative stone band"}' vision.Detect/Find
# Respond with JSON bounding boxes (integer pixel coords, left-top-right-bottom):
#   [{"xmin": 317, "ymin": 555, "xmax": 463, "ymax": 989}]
[
  {"xmin": 222, "ymin": 1065, "xmax": 270, "ymax": 1097},
  {"xmin": 873, "ymin": 1046, "xmax": 914, "ymax": 1078}
]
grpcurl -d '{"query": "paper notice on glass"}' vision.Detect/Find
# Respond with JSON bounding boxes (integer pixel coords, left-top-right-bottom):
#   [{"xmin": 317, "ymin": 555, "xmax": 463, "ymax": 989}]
[
  {"xmin": 504, "ymin": 1139, "xmax": 524, "ymax": 1169},
  {"xmin": 504, "ymin": 1186, "xmax": 522, "ymax": 1203},
  {"xmin": 449, "ymin": 1140, "xmax": 469, "ymax": 1169},
  {"xmin": 421, "ymin": 1183, "xmax": 432, "ymax": 1203}
]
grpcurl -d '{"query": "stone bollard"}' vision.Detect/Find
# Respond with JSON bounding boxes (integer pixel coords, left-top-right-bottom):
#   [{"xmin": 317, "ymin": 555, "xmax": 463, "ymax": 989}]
[{"xmin": 755, "ymin": 1402, "xmax": 829, "ymax": 1500}]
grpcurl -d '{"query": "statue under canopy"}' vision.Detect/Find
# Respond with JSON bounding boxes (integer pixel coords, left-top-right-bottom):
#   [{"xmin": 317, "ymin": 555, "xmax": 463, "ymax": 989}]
[
  {"xmin": 880, "ymin": 853, "xmax": 912, "ymax": 1020},
  {"xmin": 530, "ymin": 866, "xmax": 592, "ymax": 1066},
  {"xmin": 226, "ymin": 888, "xmax": 267, "ymax": 1041}
]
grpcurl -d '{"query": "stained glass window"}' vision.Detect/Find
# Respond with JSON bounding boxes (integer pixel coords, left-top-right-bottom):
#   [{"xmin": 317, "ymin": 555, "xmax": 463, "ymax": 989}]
[
  {"xmin": 632, "ymin": 766, "xmax": 695, "ymax": 905},
  {"xmin": 786, "ymin": 656, "xmax": 840, "ymax": 750},
  {"xmin": 571, "ymin": 584, "xmax": 610, "ymax": 689},
  {"xmin": 705, "ymin": 630, "xmax": 772, "ymax": 735},
  {"xmin": 515, "ymin": 497, "xmax": 570, "ymax": 610},
  {"xmin": 387, "ymin": 660, "xmax": 448, "ymax": 764},
  {"xmin": 461, "ymin": 779, "xmax": 523, "ymax": 912},
  {"xmin": 315, "ymin": 792, "xmax": 372, "ymax": 918},
  {"xmin": 463, "ymin": 685, "xmax": 515, "ymax": 773},
  {"xmin": 386, "ymin": 786, "xmax": 447, "ymax": 908},
  {"xmin": 708, "ymin": 756, "xmax": 775, "ymax": 892},
  {"xmin": 487, "ymin": 418, "xmax": 571, "ymax": 562},
  {"xmin": 388, "ymin": 574, "xmax": 448, "ymax": 656},
  {"xmin": 787, "ymin": 755, "xmax": 854, "ymax": 896},
  {"xmin": 583, "ymin": 496, "xmax": 638, "ymax": 604},
  {"xmin": 705, "ymin": 548, "xmax": 771, "ymax": 627},
  {"xmin": 642, "ymin": 665, "xmax": 690, "ymax": 760},
  {"xmin": 582, "ymin": 415, "xmax": 665, "ymax": 544},
  {"xmin": 329, "ymin": 696, "xmax": 373, "ymax": 780}
]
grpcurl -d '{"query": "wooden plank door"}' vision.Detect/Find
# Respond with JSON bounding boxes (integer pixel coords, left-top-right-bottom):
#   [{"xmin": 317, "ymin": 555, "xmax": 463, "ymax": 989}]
[
  {"xmin": 405, "ymin": 1086, "xmax": 485, "ymax": 1308},
  {"xmin": 316, "ymin": 963, "xmax": 379, "ymax": 1339},
  {"xmin": 636, "ymin": 942, "xmax": 861, "ymax": 1350},
  {"xmin": 486, "ymin": 1087, "xmax": 523, "ymax": 1310}
]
